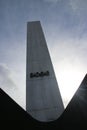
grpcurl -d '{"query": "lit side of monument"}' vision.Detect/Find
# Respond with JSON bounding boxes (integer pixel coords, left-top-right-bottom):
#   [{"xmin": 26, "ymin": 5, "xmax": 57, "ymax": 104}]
[{"xmin": 26, "ymin": 21, "xmax": 64, "ymax": 122}]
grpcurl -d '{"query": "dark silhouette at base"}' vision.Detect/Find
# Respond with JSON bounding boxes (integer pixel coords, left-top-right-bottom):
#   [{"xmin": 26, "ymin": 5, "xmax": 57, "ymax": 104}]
[{"xmin": 0, "ymin": 74, "xmax": 87, "ymax": 129}]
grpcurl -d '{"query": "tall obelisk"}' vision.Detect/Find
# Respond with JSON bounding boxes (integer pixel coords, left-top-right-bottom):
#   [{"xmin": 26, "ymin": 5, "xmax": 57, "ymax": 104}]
[{"xmin": 26, "ymin": 21, "xmax": 64, "ymax": 122}]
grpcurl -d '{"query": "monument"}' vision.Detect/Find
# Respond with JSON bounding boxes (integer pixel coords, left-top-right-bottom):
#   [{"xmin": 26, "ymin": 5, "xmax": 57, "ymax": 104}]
[{"xmin": 26, "ymin": 21, "xmax": 64, "ymax": 122}]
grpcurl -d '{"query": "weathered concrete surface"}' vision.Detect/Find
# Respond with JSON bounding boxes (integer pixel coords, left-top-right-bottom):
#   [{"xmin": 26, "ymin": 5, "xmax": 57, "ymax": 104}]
[{"xmin": 26, "ymin": 21, "xmax": 64, "ymax": 122}]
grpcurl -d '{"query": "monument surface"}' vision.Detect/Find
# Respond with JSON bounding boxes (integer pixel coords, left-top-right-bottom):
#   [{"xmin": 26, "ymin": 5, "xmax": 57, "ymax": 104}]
[{"xmin": 26, "ymin": 21, "xmax": 64, "ymax": 122}]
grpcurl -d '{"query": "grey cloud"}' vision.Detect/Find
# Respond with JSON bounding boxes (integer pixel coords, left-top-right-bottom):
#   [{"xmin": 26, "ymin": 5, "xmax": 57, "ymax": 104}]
[
  {"xmin": 0, "ymin": 64, "xmax": 16, "ymax": 90},
  {"xmin": 0, "ymin": 64, "xmax": 25, "ymax": 109},
  {"xmin": 69, "ymin": 0, "xmax": 87, "ymax": 13},
  {"xmin": 43, "ymin": 0, "xmax": 60, "ymax": 3}
]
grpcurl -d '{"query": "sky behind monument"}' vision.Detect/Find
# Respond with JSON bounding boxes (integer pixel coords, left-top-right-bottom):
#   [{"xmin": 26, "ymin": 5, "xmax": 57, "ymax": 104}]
[{"xmin": 0, "ymin": 0, "xmax": 87, "ymax": 108}]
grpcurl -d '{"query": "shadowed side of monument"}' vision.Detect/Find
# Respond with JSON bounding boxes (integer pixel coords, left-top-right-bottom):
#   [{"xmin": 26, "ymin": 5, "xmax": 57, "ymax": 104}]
[{"xmin": 26, "ymin": 21, "xmax": 64, "ymax": 122}]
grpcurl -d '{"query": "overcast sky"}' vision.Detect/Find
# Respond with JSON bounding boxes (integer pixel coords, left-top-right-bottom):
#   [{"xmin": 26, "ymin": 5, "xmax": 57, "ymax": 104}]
[{"xmin": 0, "ymin": 0, "xmax": 87, "ymax": 109}]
